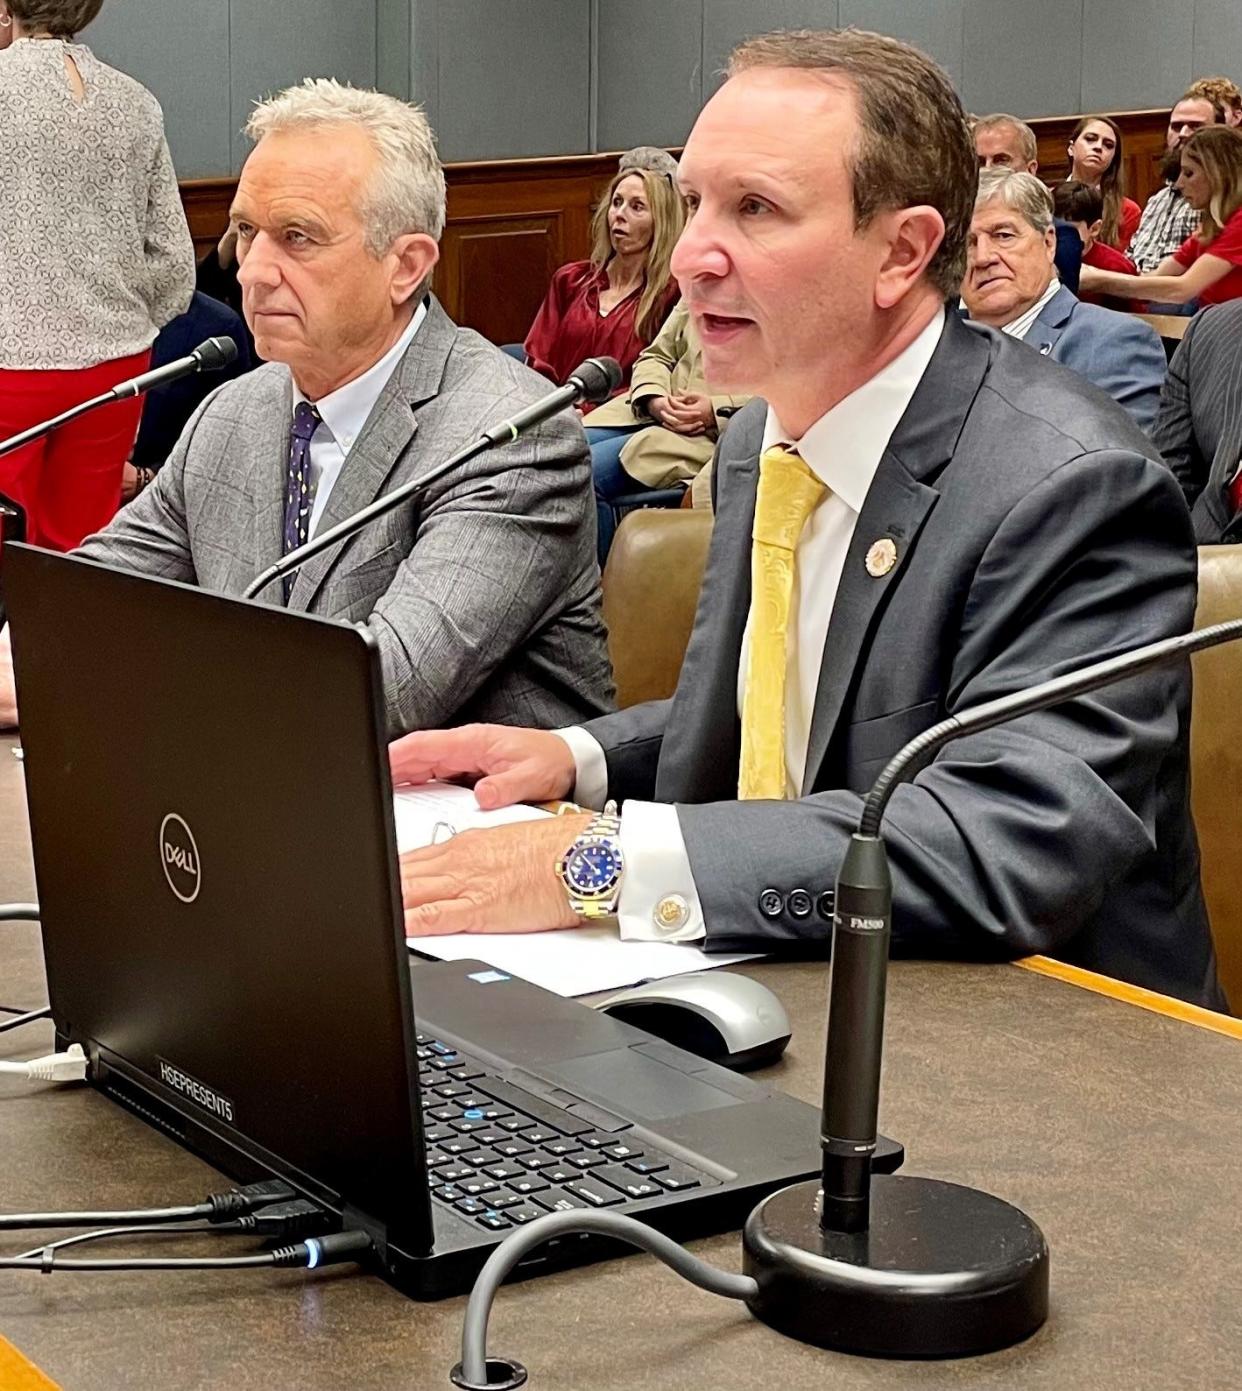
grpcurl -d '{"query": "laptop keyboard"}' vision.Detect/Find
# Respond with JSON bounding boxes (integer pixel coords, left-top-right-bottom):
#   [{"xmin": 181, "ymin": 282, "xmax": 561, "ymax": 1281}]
[{"xmin": 416, "ymin": 1035, "xmax": 716, "ymax": 1234}]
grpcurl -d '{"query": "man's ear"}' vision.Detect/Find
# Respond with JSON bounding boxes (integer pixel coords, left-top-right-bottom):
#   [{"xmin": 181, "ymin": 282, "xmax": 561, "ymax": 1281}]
[
  {"xmin": 388, "ymin": 232, "xmax": 440, "ymax": 306},
  {"xmin": 874, "ymin": 205, "xmax": 946, "ymax": 310}
]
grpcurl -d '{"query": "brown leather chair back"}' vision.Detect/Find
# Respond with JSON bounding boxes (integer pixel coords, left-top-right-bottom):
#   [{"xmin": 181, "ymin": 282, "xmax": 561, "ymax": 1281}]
[
  {"xmin": 602, "ymin": 509, "xmax": 714, "ymax": 708},
  {"xmin": 1192, "ymin": 546, "xmax": 1242, "ymax": 1010}
]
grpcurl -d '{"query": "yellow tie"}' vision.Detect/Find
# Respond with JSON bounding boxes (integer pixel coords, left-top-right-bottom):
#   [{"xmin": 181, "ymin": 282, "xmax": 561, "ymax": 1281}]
[{"xmin": 738, "ymin": 447, "xmax": 827, "ymax": 800}]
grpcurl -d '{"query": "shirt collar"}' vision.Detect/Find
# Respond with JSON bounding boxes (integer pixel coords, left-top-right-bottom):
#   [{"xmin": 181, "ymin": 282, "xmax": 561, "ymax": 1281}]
[
  {"xmin": 294, "ymin": 299, "xmax": 427, "ymax": 449},
  {"xmin": 1000, "ymin": 276, "xmax": 1061, "ymax": 340},
  {"xmin": 760, "ymin": 307, "xmax": 945, "ymax": 514}
]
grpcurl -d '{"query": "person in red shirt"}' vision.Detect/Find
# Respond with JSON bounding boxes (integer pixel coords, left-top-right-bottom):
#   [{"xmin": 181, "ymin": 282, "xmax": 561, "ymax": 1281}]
[
  {"xmin": 1051, "ymin": 180, "xmax": 1142, "ymax": 310},
  {"xmin": 1080, "ymin": 126, "xmax": 1242, "ymax": 308},
  {"xmin": 523, "ymin": 163, "xmax": 683, "ymax": 397},
  {"xmin": 1066, "ymin": 115, "xmax": 1141, "ymax": 252}
]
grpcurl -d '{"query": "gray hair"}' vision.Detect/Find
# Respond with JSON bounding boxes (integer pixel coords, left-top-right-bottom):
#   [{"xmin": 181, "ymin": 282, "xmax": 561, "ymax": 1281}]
[
  {"xmin": 973, "ymin": 113, "xmax": 1038, "ymax": 166},
  {"xmin": 246, "ymin": 78, "xmax": 447, "ymax": 255},
  {"xmin": 974, "ymin": 167, "xmax": 1053, "ymax": 234}
]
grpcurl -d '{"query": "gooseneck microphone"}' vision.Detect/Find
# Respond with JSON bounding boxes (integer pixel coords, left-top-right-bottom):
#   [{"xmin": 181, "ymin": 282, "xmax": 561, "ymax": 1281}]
[
  {"xmin": 743, "ymin": 615, "xmax": 1242, "ymax": 1359},
  {"xmin": 243, "ymin": 355, "xmax": 622, "ymax": 601},
  {"xmin": 0, "ymin": 338, "xmax": 240, "ymax": 461}
]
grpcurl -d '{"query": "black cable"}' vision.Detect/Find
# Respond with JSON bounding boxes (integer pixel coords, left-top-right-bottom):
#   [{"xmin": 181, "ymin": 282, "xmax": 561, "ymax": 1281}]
[
  {"xmin": 0, "ymin": 1229, "xmax": 372, "ymax": 1274},
  {"xmin": 0, "ymin": 1008, "xmax": 51, "ymax": 1035},
  {"xmin": 0, "ymin": 1179, "xmax": 298, "ymax": 1231},
  {"xmin": 14, "ymin": 1221, "xmax": 220, "ymax": 1260},
  {"xmin": 0, "ymin": 1006, "xmax": 32, "ymax": 1016},
  {"xmin": 455, "ymin": 1212, "xmax": 757, "ymax": 1389},
  {"xmin": 0, "ymin": 903, "xmax": 39, "ymax": 922}
]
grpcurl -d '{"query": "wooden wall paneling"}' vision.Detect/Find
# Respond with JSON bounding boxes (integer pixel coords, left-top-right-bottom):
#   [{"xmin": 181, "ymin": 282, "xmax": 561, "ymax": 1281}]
[{"xmin": 436, "ymin": 214, "xmax": 566, "ymax": 347}]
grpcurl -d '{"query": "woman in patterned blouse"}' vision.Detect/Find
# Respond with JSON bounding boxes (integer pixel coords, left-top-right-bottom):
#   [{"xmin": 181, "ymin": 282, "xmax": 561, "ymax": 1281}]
[{"xmin": 0, "ymin": 0, "xmax": 194, "ymax": 550}]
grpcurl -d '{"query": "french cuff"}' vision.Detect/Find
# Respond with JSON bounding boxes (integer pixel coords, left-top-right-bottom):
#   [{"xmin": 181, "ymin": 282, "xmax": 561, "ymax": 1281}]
[
  {"xmin": 616, "ymin": 800, "xmax": 706, "ymax": 943},
  {"xmin": 553, "ymin": 726, "xmax": 609, "ymax": 812}
]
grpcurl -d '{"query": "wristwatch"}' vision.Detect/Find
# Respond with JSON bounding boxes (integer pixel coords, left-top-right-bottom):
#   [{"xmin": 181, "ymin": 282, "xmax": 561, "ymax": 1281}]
[{"xmin": 556, "ymin": 801, "xmax": 625, "ymax": 919}]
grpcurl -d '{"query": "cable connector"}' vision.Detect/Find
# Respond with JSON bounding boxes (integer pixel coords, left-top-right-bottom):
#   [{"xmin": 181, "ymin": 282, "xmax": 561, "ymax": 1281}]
[
  {"xmin": 235, "ymin": 1200, "xmax": 333, "ymax": 1241},
  {"xmin": 0, "ymin": 1043, "xmax": 87, "ymax": 1084},
  {"xmin": 205, "ymin": 1179, "xmax": 298, "ymax": 1222},
  {"xmin": 271, "ymin": 1229, "xmax": 374, "ymax": 1270}
]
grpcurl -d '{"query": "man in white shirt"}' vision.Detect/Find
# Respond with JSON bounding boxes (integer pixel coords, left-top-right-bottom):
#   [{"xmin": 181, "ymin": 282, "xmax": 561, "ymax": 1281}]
[{"xmin": 392, "ymin": 29, "xmax": 1223, "ymax": 1009}]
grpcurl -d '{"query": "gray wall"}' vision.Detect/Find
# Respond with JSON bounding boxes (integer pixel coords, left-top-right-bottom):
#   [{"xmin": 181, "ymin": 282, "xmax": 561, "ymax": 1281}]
[{"xmin": 82, "ymin": 0, "xmax": 1242, "ymax": 178}]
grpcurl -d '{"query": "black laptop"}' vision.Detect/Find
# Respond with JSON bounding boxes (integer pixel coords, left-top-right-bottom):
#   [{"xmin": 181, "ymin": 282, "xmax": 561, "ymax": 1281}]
[{"xmin": 4, "ymin": 543, "xmax": 830, "ymax": 1297}]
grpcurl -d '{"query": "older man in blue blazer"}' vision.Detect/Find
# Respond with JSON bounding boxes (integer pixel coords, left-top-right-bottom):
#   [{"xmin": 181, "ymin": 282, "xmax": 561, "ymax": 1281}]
[{"xmin": 961, "ymin": 168, "xmax": 1166, "ymax": 431}]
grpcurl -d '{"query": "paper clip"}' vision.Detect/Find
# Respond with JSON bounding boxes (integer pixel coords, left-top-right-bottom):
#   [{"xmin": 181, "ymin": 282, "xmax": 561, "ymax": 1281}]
[{"xmin": 430, "ymin": 820, "xmax": 457, "ymax": 844}]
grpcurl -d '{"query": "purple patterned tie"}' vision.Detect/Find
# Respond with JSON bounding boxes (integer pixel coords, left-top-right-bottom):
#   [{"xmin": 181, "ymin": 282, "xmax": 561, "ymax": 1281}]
[{"xmin": 282, "ymin": 401, "xmax": 320, "ymax": 600}]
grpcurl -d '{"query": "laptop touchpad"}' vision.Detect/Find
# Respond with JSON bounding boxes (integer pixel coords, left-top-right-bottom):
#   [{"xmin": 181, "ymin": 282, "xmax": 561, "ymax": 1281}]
[{"xmin": 553, "ymin": 1049, "xmax": 741, "ymax": 1121}]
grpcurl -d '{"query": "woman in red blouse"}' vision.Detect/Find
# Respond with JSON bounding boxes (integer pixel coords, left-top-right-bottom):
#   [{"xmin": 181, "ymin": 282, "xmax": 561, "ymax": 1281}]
[
  {"xmin": 1066, "ymin": 115, "xmax": 1141, "ymax": 253},
  {"xmin": 523, "ymin": 166, "xmax": 684, "ymax": 394},
  {"xmin": 1080, "ymin": 126, "xmax": 1242, "ymax": 308}
]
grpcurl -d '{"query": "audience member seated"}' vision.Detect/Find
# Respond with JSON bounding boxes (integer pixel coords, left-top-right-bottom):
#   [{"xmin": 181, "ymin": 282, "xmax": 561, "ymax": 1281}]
[
  {"xmin": 1066, "ymin": 115, "xmax": 1141, "ymax": 252},
  {"xmin": 1129, "ymin": 91, "xmax": 1222, "ymax": 280},
  {"xmin": 1051, "ymin": 181, "xmax": 1141, "ymax": 310},
  {"xmin": 1189, "ymin": 75, "xmax": 1241, "ymax": 129},
  {"xmin": 1081, "ymin": 127, "xmax": 1242, "ymax": 309},
  {"xmin": 0, "ymin": 0, "xmax": 194, "ymax": 552},
  {"xmin": 123, "ymin": 291, "xmax": 254, "ymax": 499},
  {"xmin": 1152, "ymin": 300, "xmax": 1242, "ymax": 543},
  {"xmin": 962, "ymin": 169, "xmax": 1166, "ymax": 430},
  {"xmin": 580, "ymin": 299, "xmax": 747, "ymax": 562},
  {"xmin": 971, "ymin": 112, "xmax": 1081, "ymax": 291},
  {"xmin": 523, "ymin": 152, "xmax": 683, "ymax": 397},
  {"xmin": 0, "ymin": 79, "xmax": 615, "ymax": 736}
]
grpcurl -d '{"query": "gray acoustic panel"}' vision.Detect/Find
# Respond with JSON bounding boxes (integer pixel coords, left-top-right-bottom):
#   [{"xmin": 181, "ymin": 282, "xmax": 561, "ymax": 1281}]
[
  {"xmin": 702, "ymin": 0, "xmax": 841, "ymax": 98},
  {"xmin": 840, "ymin": 0, "xmax": 964, "ymax": 88},
  {"xmin": 1082, "ymin": 0, "xmax": 1191, "ymax": 113},
  {"xmin": 1192, "ymin": 0, "xmax": 1242, "ymax": 86},
  {"xmin": 961, "ymin": 0, "xmax": 1082, "ymax": 118},
  {"xmin": 228, "ymin": 0, "xmax": 378, "ymax": 171},
  {"xmin": 426, "ymin": 0, "xmax": 591, "ymax": 160},
  {"xmin": 82, "ymin": 1, "xmax": 231, "ymax": 178},
  {"xmin": 377, "ymin": 0, "xmax": 412, "ymax": 101},
  {"xmin": 596, "ymin": 0, "xmax": 701, "ymax": 152}
]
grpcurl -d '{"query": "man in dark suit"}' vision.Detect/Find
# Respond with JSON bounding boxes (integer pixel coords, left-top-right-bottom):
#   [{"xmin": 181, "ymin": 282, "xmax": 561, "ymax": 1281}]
[
  {"xmin": 390, "ymin": 30, "xmax": 1222, "ymax": 1009},
  {"xmin": 1152, "ymin": 300, "xmax": 1242, "ymax": 542}
]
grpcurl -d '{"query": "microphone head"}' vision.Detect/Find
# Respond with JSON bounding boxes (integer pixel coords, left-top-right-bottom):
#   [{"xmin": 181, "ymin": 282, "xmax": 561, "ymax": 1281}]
[
  {"xmin": 193, "ymin": 337, "xmax": 239, "ymax": 372},
  {"xmin": 568, "ymin": 356, "xmax": 623, "ymax": 404}
]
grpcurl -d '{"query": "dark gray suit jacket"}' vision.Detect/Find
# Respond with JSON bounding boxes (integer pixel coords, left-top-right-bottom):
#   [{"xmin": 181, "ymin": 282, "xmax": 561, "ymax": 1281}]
[
  {"xmin": 77, "ymin": 297, "xmax": 616, "ymax": 737},
  {"xmin": 1025, "ymin": 284, "xmax": 1167, "ymax": 432},
  {"xmin": 585, "ymin": 313, "xmax": 1223, "ymax": 1009},
  {"xmin": 1151, "ymin": 301, "xmax": 1242, "ymax": 544}
]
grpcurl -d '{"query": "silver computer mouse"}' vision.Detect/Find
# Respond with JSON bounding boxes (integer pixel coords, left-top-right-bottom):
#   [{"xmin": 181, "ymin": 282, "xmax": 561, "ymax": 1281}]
[{"xmin": 595, "ymin": 971, "xmax": 792, "ymax": 1070}]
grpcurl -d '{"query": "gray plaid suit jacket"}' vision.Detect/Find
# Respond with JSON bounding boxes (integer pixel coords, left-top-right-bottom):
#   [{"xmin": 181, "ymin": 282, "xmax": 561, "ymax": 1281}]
[{"xmin": 76, "ymin": 297, "xmax": 616, "ymax": 736}]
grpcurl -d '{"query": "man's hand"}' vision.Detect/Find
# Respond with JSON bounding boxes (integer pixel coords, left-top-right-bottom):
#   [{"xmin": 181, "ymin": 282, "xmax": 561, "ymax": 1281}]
[
  {"xmin": 401, "ymin": 813, "xmax": 592, "ymax": 937},
  {"xmin": 0, "ymin": 627, "xmax": 16, "ymax": 730},
  {"xmin": 388, "ymin": 724, "xmax": 578, "ymax": 809}
]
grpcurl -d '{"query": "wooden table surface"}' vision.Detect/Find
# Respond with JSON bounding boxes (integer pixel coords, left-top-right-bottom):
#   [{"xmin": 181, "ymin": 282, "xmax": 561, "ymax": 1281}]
[{"xmin": 0, "ymin": 734, "xmax": 1238, "ymax": 1390}]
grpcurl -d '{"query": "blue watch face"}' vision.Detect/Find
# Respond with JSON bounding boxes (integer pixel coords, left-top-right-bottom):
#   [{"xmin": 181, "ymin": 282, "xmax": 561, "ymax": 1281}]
[{"xmin": 566, "ymin": 843, "xmax": 621, "ymax": 894}]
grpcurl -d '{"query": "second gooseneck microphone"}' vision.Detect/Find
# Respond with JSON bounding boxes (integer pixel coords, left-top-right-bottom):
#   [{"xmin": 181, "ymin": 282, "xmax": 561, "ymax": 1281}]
[{"xmin": 243, "ymin": 355, "xmax": 621, "ymax": 601}]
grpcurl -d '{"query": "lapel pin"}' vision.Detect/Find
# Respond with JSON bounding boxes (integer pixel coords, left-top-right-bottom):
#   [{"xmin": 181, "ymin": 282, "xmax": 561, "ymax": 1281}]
[{"xmin": 865, "ymin": 537, "xmax": 898, "ymax": 578}]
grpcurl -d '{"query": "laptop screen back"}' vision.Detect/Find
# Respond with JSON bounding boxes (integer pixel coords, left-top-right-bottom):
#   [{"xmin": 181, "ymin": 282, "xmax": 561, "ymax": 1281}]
[{"xmin": 4, "ymin": 545, "xmax": 430, "ymax": 1252}]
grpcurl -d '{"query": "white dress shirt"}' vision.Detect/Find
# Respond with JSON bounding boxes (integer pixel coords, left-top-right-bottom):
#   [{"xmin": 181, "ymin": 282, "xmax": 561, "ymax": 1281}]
[
  {"xmin": 558, "ymin": 307, "xmax": 946, "ymax": 942},
  {"xmin": 293, "ymin": 301, "xmax": 426, "ymax": 537}
]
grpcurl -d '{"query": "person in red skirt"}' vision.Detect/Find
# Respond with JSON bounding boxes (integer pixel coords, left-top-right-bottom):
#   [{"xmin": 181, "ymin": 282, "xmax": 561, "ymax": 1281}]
[{"xmin": 0, "ymin": 0, "xmax": 194, "ymax": 550}]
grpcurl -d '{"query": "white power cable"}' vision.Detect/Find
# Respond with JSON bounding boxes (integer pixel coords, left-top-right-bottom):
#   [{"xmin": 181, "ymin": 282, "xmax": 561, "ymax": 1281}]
[{"xmin": 0, "ymin": 1044, "xmax": 87, "ymax": 1084}]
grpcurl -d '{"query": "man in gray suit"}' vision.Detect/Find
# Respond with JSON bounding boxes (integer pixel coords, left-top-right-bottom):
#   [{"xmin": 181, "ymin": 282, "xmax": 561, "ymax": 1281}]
[
  {"xmin": 389, "ymin": 31, "xmax": 1221, "ymax": 1008},
  {"xmin": 0, "ymin": 80, "xmax": 614, "ymax": 736},
  {"xmin": 961, "ymin": 168, "xmax": 1167, "ymax": 431},
  {"xmin": 1152, "ymin": 300, "xmax": 1242, "ymax": 542}
]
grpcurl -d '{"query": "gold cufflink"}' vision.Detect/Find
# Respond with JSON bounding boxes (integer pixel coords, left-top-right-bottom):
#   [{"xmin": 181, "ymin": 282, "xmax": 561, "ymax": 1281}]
[{"xmin": 653, "ymin": 894, "xmax": 690, "ymax": 931}]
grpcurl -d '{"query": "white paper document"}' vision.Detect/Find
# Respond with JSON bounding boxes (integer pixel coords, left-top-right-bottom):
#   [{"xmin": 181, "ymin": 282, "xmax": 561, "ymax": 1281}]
[{"xmin": 394, "ymin": 783, "xmax": 759, "ymax": 997}]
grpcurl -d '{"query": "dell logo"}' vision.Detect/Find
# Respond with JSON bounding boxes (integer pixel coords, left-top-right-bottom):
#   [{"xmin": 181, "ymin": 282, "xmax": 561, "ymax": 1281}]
[{"xmin": 159, "ymin": 813, "xmax": 201, "ymax": 904}]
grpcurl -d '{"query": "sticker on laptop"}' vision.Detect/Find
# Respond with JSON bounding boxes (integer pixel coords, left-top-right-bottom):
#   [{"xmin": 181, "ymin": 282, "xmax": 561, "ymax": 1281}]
[{"xmin": 468, "ymin": 970, "xmax": 511, "ymax": 984}]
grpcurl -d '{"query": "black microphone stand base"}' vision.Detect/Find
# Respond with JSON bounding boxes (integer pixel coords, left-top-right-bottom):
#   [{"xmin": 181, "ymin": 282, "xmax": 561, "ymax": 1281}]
[{"xmin": 742, "ymin": 1175, "xmax": 1048, "ymax": 1359}]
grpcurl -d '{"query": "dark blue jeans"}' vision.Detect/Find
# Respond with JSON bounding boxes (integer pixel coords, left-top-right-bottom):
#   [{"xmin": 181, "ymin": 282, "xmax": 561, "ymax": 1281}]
[{"xmin": 585, "ymin": 426, "xmax": 640, "ymax": 567}]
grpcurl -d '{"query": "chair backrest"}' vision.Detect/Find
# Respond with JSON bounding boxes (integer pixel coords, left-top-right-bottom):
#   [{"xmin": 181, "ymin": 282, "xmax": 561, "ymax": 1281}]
[
  {"xmin": 601, "ymin": 509, "xmax": 713, "ymax": 708},
  {"xmin": 1192, "ymin": 545, "xmax": 1242, "ymax": 1010}
]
